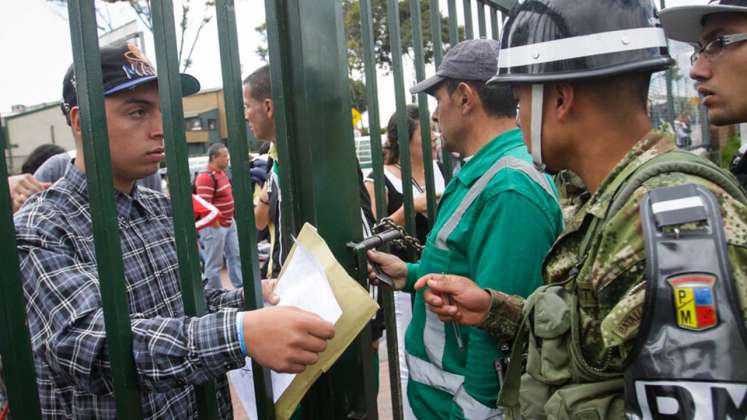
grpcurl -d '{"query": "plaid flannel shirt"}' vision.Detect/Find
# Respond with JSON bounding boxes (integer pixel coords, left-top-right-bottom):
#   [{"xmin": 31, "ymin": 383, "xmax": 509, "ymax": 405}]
[{"xmin": 14, "ymin": 164, "xmax": 246, "ymax": 419}]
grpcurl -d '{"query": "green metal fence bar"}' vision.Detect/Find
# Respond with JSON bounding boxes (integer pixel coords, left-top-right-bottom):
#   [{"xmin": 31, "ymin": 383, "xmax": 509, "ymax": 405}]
[
  {"xmin": 410, "ymin": 0, "xmax": 437, "ymax": 226},
  {"xmin": 67, "ymin": 0, "xmax": 143, "ymax": 417},
  {"xmin": 360, "ymin": 0, "xmax": 386, "ymax": 220},
  {"xmin": 387, "ymin": 0, "xmax": 416, "ymax": 236},
  {"xmin": 265, "ymin": 1, "xmax": 376, "ymax": 418},
  {"xmin": 490, "ymin": 7, "xmax": 499, "ymax": 40},
  {"xmin": 463, "ymin": 0, "xmax": 474, "ymax": 39},
  {"xmin": 431, "ymin": 0, "xmax": 454, "ymax": 184},
  {"xmin": 0, "ymin": 118, "xmax": 42, "ymax": 420},
  {"xmin": 659, "ymin": 0, "xmax": 677, "ymax": 133},
  {"xmin": 477, "ymin": 1, "xmax": 487, "ymax": 38},
  {"xmin": 150, "ymin": 1, "xmax": 221, "ymax": 418},
  {"xmin": 485, "ymin": 0, "xmax": 516, "ymax": 11},
  {"xmin": 330, "ymin": 3, "xmax": 378, "ymax": 416},
  {"xmin": 359, "ymin": 2, "xmax": 405, "ymax": 419},
  {"xmin": 264, "ymin": 0, "xmax": 300, "ymax": 263},
  {"xmin": 448, "ymin": 0, "xmax": 459, "ymax": 46},
  {"xmin": 214, "ymin": 2, "xmax": 277, "ymax": 418},
  {"xmin": 430, "ymin": 0, "xmax": 444, "ymax": 67}
]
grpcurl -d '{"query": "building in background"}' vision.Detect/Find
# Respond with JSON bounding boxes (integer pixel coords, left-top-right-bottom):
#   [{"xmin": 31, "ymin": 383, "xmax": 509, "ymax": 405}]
[{"xmin": 2, "ymin": 102, "xmax": 76, "ymax": 174}]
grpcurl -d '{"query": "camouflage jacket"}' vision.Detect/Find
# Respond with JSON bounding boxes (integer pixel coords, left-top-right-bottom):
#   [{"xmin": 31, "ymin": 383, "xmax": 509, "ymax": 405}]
[{"xmin": 479, "ymin": 130, "xmax": 747, "ymax": 372}]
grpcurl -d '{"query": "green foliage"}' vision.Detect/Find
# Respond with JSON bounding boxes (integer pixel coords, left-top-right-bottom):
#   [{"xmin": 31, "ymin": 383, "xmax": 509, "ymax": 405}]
[
  {"xmin": 721, "ymin": 135, "xmax": 741, "ymax": 169},
  {"xmin": 254, "ymin": 0, "xmax": 462, "ymax": 113},
  {"xmin": 349, "ymin": 79, "xmax": 368, "ymax": 113},
  {"xmin": 255, "ymin": 0, "xmax": 458, "ymax": 73},
  {"xmin": 343, "ymin": 0, "xmax": 458, "ymax": 73}
]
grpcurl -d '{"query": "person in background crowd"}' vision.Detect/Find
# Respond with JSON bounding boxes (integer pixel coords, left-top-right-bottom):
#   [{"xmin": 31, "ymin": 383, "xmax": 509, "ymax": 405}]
[
  {"xmin": 13, "ymin": 43, "xmax": 334, "ymax": 419},
  {"xmin": 195, "ymin": 142, "xmax": 243, "ymax": 289},
  {"xmin": 35, "ymin": 149, "xmax": 163, "ymax": 192},
  {"xmin": 243, "ymin": 65, "xmax": 286, "ymax": 279},
  {"xmin": 21, "ymin": 144, "xmax": 65, "ymax": 175},
  {"xmin": 7, "ymin": 174, "xmax": 48, "ymax": 214}
]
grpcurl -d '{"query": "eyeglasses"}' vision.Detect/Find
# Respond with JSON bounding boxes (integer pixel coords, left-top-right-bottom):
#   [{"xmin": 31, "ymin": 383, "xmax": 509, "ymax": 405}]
[{"xmin": 690, "ymin": 33, "xmax": 747, "ymax": 65}]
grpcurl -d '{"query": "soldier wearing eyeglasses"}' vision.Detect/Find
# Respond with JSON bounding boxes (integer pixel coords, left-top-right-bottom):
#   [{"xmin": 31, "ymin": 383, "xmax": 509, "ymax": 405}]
[{"xmin": 661, "ymin": 0, "xmax": 747, "ymax": 127}]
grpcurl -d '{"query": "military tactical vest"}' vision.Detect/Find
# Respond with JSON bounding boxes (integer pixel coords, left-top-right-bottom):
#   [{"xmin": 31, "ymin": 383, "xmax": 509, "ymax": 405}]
[
  {"xmin": 624, "ymin": 183, "xmax": 747, "ymax": 419},
  {"xmin": 497, "ymin": 151, "xmax": 747, "ymax": 420}
]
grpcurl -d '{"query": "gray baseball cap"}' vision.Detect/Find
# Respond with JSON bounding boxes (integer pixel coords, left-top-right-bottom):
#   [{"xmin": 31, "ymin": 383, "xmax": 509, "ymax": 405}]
[
  {"xmin": 661, "ymin": 0, "xmax": 747, "ymax": 43},
  {"xmin": 410, "ymin": 38, "xmax": 501, "ymax": 95}
]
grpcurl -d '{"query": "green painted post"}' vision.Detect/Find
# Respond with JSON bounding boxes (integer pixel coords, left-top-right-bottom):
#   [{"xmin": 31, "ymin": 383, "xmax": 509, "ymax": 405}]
[
  {"xmin": 264, "ymin": 0, "xmax": 300, "ymax": 262},
  {"xmin": 265, "ymin": 1, "xmax": 376, "ymax": 418},
  {"xmin": 430, "ymin": 0, "xmax": 444, "ymax": 67},
  {"xmin": 214, "ymin": 2, "xmax": 276, "ymax": 419},
  {"xmin": 149, "ymin": 1, "xmax": 221, "ymax": 418},
  {"xmin": 387, "ymin": 0, "xmax": 416, "ymax": 237},
  {"xmin": 477, "ymin": 1, "xmax": 487, "ymax": 38},
  {"xmin": 67, "ymin": 0, "xmax": 143, "ymax": 417},
  {"xmin": 660, "ymin": 0, "xmax": 677, "ymax": 133},
  {"xmin": 431, "ymin": 0, "xmax": 454, "ymax": 184},
  {"xmin": 360, "ymin": 0, "xmax": 386, "ymax": 220},
  {"xmin": 490, "ymin": 7, "xmax": 499, "ymax": 40},
  {"xmin": 0, "ymin": 117, "xmax": 42, "ymax": 420},
  {"xmin": 463, "ymin": 0, "xmax": 474, "ymax": 39},
  {"xmin": 448, "ymin": 0, "xmax": 459, "ymax": 45},
  {"xmin": 360, "ymin": 2, "xmax": 405, "ymax": 419},
  {"xmin": 410, "ymin": 0, "xmax": 437, "ymax": 226}
]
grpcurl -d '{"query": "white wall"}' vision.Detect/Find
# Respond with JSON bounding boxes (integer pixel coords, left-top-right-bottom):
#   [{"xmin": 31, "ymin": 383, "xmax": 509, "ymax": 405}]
[{"xmin": 6, "ymin": 105, "xmax": 75, "ymax": 174}]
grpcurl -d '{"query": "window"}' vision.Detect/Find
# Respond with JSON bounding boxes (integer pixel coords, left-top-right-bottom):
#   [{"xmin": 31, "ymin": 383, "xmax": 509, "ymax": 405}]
[
  {"xmin": 207, "ymin": 119, "xmax": 217, "ymax": 130},
  {"xmin": 185, "ymin": 117, "xmax": 202, "ymax": 131}
]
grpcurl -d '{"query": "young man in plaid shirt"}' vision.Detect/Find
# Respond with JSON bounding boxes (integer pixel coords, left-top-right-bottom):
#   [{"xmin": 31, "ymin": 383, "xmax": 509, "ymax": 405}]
[{"xmin": 13, "ymin": 43, "xmax": 334, "ymax": 419}]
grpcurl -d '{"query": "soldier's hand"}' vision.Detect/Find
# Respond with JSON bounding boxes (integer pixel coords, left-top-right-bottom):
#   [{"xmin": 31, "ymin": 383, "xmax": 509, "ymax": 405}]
[
  {"xmin": 414, "ymin": 274, "xmax": 491, "ymax": 326},
  {"xmin": 242, "ymin": 307, "xmax": 335, "ymax": 373},
  {"xmin": 9, "ymin": 174, "xmax": 49, "ymax": 213},
  {"xmin": 367, "ymin": 250, "xmax": 407, "ymax": 290}
]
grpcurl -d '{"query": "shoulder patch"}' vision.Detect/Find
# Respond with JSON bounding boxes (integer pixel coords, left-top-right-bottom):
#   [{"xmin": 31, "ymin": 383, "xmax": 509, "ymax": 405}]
[{"xmin": 668, "ymin": 274, "xmax": 718, "ymax": 331}]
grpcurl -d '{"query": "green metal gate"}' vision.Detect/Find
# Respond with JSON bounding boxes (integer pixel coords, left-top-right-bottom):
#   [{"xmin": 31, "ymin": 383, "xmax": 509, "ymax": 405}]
[{"xmin": 0, "ymin": 0, "xmax": 513, "ymax": 418}]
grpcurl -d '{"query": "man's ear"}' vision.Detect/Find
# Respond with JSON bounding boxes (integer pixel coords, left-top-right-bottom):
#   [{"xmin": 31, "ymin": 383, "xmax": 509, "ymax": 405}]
[
  {"xmin": 264, "ymin": 98, "xmax": 274, "ymax": 119},
  {"xmin": 551, "ymin": 83, "xmax": 575, "ymax": 122},
  {"xmin": 69, "ymin": 107, "xmax": 83, "ymax": 137},
  {"xmin": 456, "ymin": 82, "xmax": 477, "ymax": 115}
]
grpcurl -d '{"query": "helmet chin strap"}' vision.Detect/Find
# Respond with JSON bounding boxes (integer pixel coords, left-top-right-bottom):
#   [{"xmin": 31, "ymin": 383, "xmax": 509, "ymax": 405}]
[{"xmin": 531, "ymin": 83, "xmax": 545, "ymax": 172}]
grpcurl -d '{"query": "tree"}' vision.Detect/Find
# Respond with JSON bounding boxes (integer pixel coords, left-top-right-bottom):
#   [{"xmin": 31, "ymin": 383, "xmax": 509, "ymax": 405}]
[
  {"xmin": 256, "ymin": 0, "xmax": 457, "ymax": 74},
  {"xmin": 47, "ymin": 0, "xmax": 215, "ymax": 72},
  {"xmin": 254, "ymin": 0, "xmax": 460, "ymax": 112}
]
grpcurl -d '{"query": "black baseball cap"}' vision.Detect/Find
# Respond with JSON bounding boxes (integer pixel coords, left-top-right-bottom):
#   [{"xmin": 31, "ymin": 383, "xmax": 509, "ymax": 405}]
[
  {"xmin": 661, "ymin": 0, "xmax": 747, "ymax": 43},
  {"xmin": 61, "ymin": 42, "xmax": 200, "ymax": 119},
  {"xmin": 410, "ymin": 38, "xmax": 501, "ymax": 95}
]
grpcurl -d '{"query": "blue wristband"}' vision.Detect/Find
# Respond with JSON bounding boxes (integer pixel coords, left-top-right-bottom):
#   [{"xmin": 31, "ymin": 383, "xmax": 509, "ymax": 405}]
[{"xmin": 236, "ymin": 311, "xmax": 248, "ymax": 357}]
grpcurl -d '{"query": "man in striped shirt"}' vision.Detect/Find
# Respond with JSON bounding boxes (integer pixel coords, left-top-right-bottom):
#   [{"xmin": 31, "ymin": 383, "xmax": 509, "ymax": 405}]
[{"xmin": 195, "ymin": 143, "xmax": 243, "ymax": 288}]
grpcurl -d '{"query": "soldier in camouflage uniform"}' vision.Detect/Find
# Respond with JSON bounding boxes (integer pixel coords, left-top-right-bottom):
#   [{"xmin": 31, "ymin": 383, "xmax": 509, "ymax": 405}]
[{"xmin": 414, "ymin": 0, "xmax": 747, "ymax": 418}]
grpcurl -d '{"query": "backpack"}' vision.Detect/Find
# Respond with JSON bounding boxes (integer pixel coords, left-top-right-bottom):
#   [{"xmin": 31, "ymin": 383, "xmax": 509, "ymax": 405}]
[{"xmin": 191, "ymin": 171, "xmax": 218, "ymax": 195}]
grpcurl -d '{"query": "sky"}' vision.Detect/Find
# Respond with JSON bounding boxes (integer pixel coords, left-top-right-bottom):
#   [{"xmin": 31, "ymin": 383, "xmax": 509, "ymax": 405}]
[{"xmin": 0, "ymin": 0, "xmax": 706, "ymax": 128}]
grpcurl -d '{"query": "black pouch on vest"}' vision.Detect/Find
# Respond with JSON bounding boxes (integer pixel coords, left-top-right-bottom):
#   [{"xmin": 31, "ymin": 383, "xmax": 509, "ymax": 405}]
[{"xmin": 625, "ymin": 184, "xmax": 747, "ymax": 419}]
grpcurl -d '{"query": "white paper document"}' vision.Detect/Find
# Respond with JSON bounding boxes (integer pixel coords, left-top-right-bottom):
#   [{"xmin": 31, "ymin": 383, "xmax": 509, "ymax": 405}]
[
  {"xmin": 229, "ymin": 239, "xmax": 344, "ymax": 414},
  {"xmin": 269, "ymin": 240, "xmax": 343, "ymax": 401}
]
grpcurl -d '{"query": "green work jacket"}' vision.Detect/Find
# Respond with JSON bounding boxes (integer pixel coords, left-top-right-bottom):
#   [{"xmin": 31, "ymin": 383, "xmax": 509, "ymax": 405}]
[{"xmin": 403, "ymin": 128, "xmax": 563, "ymax": 419}]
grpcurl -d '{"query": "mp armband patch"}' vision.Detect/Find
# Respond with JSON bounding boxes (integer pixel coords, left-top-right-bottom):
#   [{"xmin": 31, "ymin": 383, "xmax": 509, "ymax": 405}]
[{"xmin": 668, "ymin": 274, "xmax": 718, "ymax": 331}]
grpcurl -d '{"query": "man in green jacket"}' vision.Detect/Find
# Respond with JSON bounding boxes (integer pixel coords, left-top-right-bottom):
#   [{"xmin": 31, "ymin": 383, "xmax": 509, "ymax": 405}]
[{"xmin": 368, "ymin": 39, "xmax": 563, "ymax": 419}]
